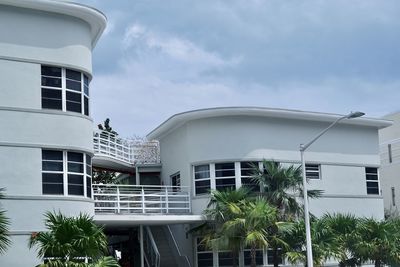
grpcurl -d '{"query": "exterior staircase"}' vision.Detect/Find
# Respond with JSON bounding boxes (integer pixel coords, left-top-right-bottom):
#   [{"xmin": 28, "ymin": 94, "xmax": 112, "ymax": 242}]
[{"xmin": 150, "ymin": 226, "xmax": 179, "ymax": 267}]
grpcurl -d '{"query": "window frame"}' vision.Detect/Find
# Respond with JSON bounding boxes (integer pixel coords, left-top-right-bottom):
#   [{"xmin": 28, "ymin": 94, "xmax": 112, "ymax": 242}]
[
  {"xmin": 365, "ymin": 167, "xmax": 379, "ymax": 195},
  {"xmin": 215, "ymin": 162, "xmax": 236, "ymax": 191},
  {"xmin": 41, "ymin": 66, "xmax": 90, "ymax": 116},
  {"xmin": 42, "ymin": 149, "xmax": 92, "ymax": 198},
  {"xmin": 194, "ymin": 165, "xmax": 211, "ymax": 195}
]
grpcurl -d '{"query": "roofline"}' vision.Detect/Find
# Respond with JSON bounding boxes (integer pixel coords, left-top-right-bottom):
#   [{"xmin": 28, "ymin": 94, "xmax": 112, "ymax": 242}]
[
  {"xmin": 146, "ymin": 107, "xmax": 393, "ymax": 140},
  {"xmin": 0, "ymin": 0, "xmax": 107, "ymax": 47}
]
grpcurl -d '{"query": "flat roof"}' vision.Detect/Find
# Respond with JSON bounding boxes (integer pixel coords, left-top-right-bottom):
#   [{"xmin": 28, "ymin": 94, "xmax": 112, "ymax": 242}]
[
  {"xmin": 147, "ymin": 107, "xmax": 393, "ymax": 140},
  {"xmin": 0, "ymin": 0, "xmax": 107, "ymax": 47}
]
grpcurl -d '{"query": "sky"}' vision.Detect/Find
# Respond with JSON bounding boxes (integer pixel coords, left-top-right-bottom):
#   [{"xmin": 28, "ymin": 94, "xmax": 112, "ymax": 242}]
[{"xmin": 78, "ymin": 0, "xmax": 400, "ymax": 137}]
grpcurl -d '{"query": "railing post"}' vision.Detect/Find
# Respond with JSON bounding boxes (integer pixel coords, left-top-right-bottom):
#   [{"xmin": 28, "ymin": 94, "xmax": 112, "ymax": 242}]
[
  {"xmin": 116, "ymin": 186, "xmax": 120, "ymax": 214},
  {"xmin": 165, "ymin": 187, "xmax": 169, "ymax": 214},
  {"xmin": 142, "ymin": 187, "xmax": 146, "ymax": 214},
  {"xmin": 188, "ymin": 191, "xmax": 192, "ymax": 214}
]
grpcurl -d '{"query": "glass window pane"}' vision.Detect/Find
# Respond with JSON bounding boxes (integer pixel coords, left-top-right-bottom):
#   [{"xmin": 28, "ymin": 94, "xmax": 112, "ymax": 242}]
[
  {"xmin": 84, "ymin": 75, "xmax": 89, "ymax": 86},
  {"xmin": 195, "ymin": 180, "xmax": 210, "ymax": 195},
  {"xmin": 86, "ymin": 176, "xmax": 92, "ymax": 198},
  {"xmin": 366, "ymin": 167, "xmax": 378, "ymax": 174},
  {"xmin": 68, "ymin": 185, "xmax": 84, "ymax": 196},
  {"xmin": 66, "ymin": 80, "xmax": 82, "ymax": 91},
  {"xmin": 42, "ymin": 98, "xmax": 62, "ymax": 110},
  {"xmin": 42, "ymin": 173, "xmax": 63, "ymax": 183},
  {"xmin": 68, "ymin": 174, "xmax": 83, "ymax": 185},
  {"xmin": 42, "ymin": 161, "xmax": 63, "ymax": 171},
  {"xmin": 41, "ymin": 66, "xmax": 61, "ymax": 77},
  {"xmin": 66, "ymin": 91, "xmax": 81, "ymax": 102},
  {"xmin": 42, "ymin": 150, "xmax": 63, "ymax": 160},
  {"xmin": 68, "ymin": 162, "xmax": 84, "ymax": 173},
  {"xmin": 42, "ymin": 88, "xmax": 62, "ymax": 99},
  {"xmin": 84, "ymin": 96, "xmax": 89, "ymax": 116},
  {"xmin": 43, "ymin": 183, "xmax": 64, "ymax": 195},
  {"xmin": 197, "ymin": 253, "xmax": 214, "ymax": 267},
  {"xmin": 66, "ymin": 101, "xmax": 81, "ymax": 113},
  {"xmin": 41, "ymin": 77, "xmax": 62, "ymax": 87},
  {"xmin": 68, "ymin": 152, "xmax": 83, "ymax": 162},
  {"xmin": 66, "ymin": 69, "xmax": 81, "ymax": 81}
]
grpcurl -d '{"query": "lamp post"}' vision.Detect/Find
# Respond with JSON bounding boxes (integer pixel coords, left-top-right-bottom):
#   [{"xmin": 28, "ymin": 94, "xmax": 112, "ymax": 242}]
[{"xmin": 300, "ymin": 111, "xmax": 365, "ymax": 267}]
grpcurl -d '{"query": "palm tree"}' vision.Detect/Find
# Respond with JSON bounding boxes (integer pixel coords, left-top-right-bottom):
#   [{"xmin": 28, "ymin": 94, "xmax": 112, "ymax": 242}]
[
  {"xmin": 252, "ymin": 160, "xmax": 323, "ymax": 267},
  {"xmin": 0, "ymin": 188, "xmax": 10, "ymax": 254},
  {"xmin": 29, "ymin": 211, "xmax": 119, "ymax": 267},
  {"xmin": 195, "ymin": 188, "xmax": 250, "ymax": 267},
  {"xmin": 355, "ymin": 218, "xmax": 400, "ymax": 267},
  {"xmin": 321, "ymin": 213, "xmax": 362, "ymax": 267},
  {"xmin": 284, "ymin": 219, "xmax": 339, "ymax": 267},
  {"xmin": 222, "ymin": 197, "xmax": 289, "ymax": 267}
]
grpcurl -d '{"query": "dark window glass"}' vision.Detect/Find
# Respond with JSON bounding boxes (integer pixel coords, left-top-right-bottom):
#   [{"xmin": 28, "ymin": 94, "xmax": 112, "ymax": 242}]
[
  {"xmin": 42, "ymin": 173, "xmax": 63, "ymax": 183},
  {"xmin": 84, "ymin": 97, "xmax": 89, "ymax": 116},
  {"xmin": 366, "ymin": 174, "xmax": 378, "ymax": 181},
  {"xmin": 86, "ymin": 155, "xmax": 91, "ymax": 165},
  {"xmin": 66, "ymin": 80, "xmax": 81, "ymax": 91},
  {"xmin": 42, "ymin": 150, "xmax": 63, "ymax": 160},
  {"xmin": 86, "ymin": 176, "xmax": 92, "ymax": 198},
  {"xmin": 68, "ymin": 174, "xmax": 84, "ymax": 196},
  {"xmin": 366, "ymin": 167, "xmax": 378, "ymax": 174},
  {"xmin": 216, "ymin": 178, "xmax": 236, "ymax": 191},
  {"xmin": 197, "ymin": 253, "xmax": 214, "ymax": 267},
  {"xmin": 215, "ymin": 163, "xmax": 235, "ymax": 177},
  {"xmin": 66, "ymin": 91, "xmax": 81, "ymax": 113},
  {"xmin": 43, "ymin": 183, "xmax": 64, "ymax": 195},
  {"xmin": 218, "ymin": 252, "xmax": 238, "ymax": 266},
  {"xmin": 194, "ymin": 165, "xmax": 210, "ymax": 179},
  {"xmin": 84, "ymin": 75, "xmax": 89, "ymax": 86},
  {"xmin": 241, "ymin": 161, "xmax": 258, "ymax": 176},
  {"xmin": 306, "ymin": 164, "xmax": 320, "ymax": 179},
  {"xmin": 42, "ymin": 161, "xmax": 63, "ymax": 171},
  {"xmin": 68, "ymin": 152, "xmax": 83, "ymax": 163},
  {"xmin": 42, "ymin": 77, "xmax": 62, "ymax": 87},
  {"xmin": 267, "ymin": 249, "xmax": 283, "ymax": 265},
  {"xmin": 195, "ymin": 180, "xmax": 211, "ymax": 195},
  {"xmin": 41, "ymin": 88, "xmax": 62, "ymax": 110},
  {"xmin": 244, "ymin": 250, "xmax": 264, "ymax": 266},
  {"xmin": 41, "ymin": 66, "xmax": 61, "ymax": 77},
  {"xmin": 66, "ymin": 91, "xmax": 81, "ymax": 102},
  {"xmin": 66, "ymin": 69, "xmax": 81, "ymax": 81},
  {"xmin": 68, "ymin": 163, "xmax": 84, "ymax": 173},
  {"xmin": 367, "ymin": 182, "xmax": 379, "ymax": 195}
]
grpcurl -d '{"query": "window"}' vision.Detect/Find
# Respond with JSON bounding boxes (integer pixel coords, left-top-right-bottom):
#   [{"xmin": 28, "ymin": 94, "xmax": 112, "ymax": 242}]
[
  {"xmin": 196, "ymin": 238, "xmax": 213, "ymax": 267},
  {"xmin": 306, "ymin": 164, "xmax": 320, "ymax": 179},
  {"xmin": 41, "ymin": 66, "xmax": 90, "ymax": 115},
  {"xmin": 170, "ymin": 172, "xmax": 181, "ymax": 192},
  {"xmin": 244, "ymin": 248, "xmax": 263, "ymax": 266},
  {"xmin": 241, "ymin": 161, "xmax": 260, "ymax": 192},
  {"xmin": 267, "ymin": 248, "xmax": 283, "ymax": 265},
  {"xmin": 42, "ymin": 150, "xmax": 64, "ymax": 195},
  {"xmin": 194, "ymin": 165, "xmax": 211, "ymax": 195},
  {"xmin": 218, "ymin": 251, "xmax": 238, "ymax": 266},
  {"xmin": 392, "ymin": 187, "xmax": 396, "ymax": 206},
  {"xmin": 366, "ymin": 167, "xmax": 379, "ymax": 195},
  {"xmin": 42, "ymin": 150, "xmax": 91, "ymax": 197},
  {"xmin": 389, "ymin": 144, "xmax": 393, "ymax": 163},
  {"xmin": 215, "ymin": 162, "xmax": 236, "ymax": 191}
]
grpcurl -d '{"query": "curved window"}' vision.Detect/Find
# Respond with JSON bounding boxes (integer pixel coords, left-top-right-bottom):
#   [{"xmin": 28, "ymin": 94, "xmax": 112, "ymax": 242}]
[
  {"xmin": 42, "ymin": 149, "xmax": 92, "ymax": 198},
  {"xmin": 41, "ymin": 66, "xmax": 90, "ymax": 116}
]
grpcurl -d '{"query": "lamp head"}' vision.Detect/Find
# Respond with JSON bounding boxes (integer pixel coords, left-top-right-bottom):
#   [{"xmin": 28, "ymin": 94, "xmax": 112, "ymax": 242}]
[{"xmin": 346, "ymin": 111, "xmax": 365, "ymax": 119}]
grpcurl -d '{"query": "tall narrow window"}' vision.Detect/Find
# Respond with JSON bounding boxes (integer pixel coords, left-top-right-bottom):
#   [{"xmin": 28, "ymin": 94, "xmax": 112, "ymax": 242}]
[
  {"xmin": 194, "ymin": 165, "xmax": 211, "ymax": 195},
  {"xmin": 41, "ymin": 66, "xmax": 62, "ymax": 110},
  {"xmin": 388, "ymin": 144, "xmax": 393, "ymax": 163},
  {"xmin": 86, "ymin": 154, "xmax": 92, "ymax": 198},
  {"xmin": 366, "ymin": 167, "xmax": 379, "ymax": 195},
  {"xmin": 243, "ymin": 247, "xmax": 264, "ymax": 266},
  {"xmin": 196, "ymin": 238, "xmax": 214, "ymax": 267},
  {"xmin": 392, "ymin": 187, "xmax": 396, "ymax": 206},
  {"xmin": 83, "ymin": 75, "xmax": 90, "ymax": 116},
  {"xmin": 215, "ymin": 162, "xmax": 236, "ymax": 191},
  {"xmin": 171, "ymin": 172, "xmax": 181, "ymax": 192},
  {"xmin": 42, "ymin": 150, "xmax": 64, "ymax": 195},
  {"xmin": 306, "ymin": 164, "xmax": 320, "ymax": 179},
  {"xmin": 67, "ymin": 152, "xmax": 84, "ymax": 196},
  {"xmin": 241, "ymin": 161, "xmax": 260, "ymax": 192},
  {"xmin": 66, "ymin": 69, "xmax": 82, "ymax": 113}
]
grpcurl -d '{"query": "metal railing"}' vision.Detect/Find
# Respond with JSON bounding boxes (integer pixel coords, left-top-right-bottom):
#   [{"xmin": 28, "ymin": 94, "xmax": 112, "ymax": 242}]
[
  {"xmin": 166, "ymin": 225, "xmax": 192, "ymax": 267},
  {"xmin": 143, "ymin": 226, "xmax": 160, "ymax": 267},
  {"xmin": 93, "ymin": 130, "xmax": 160, "ymax": 165},
  {"xmin": 93, "ymin": 184, "xmax": 191, "ymax": 215}
]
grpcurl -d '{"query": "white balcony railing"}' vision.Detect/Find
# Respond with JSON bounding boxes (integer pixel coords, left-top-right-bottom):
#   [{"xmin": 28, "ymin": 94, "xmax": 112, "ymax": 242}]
[
  {"xmin": 93, "ymin": 184, "xmax": 191, "ymax": 215},
  {"xmin": 93, "ymin": 130, "xmax": 160, "ymax": 165}
]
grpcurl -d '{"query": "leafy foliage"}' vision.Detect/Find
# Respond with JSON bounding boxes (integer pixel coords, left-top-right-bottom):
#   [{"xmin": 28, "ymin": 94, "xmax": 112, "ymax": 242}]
[{"xmin": 29, "ymin": 211, "xmax": 119, "ymax": 267}]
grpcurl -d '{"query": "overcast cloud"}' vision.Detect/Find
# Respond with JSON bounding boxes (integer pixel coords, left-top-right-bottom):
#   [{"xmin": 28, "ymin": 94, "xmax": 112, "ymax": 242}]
[{"xmin": 77, "ymin": 0, "xmax": 400, "ymax": 137}]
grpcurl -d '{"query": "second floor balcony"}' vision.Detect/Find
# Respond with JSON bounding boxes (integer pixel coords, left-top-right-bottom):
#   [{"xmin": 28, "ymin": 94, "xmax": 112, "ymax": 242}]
[
  {"xmin": 93, "ymin": 130, "xmax": 160, "ymax": 167},
  {"xmin": 93, "ymin": 184, "xmax": 191, "ymax": 215}
]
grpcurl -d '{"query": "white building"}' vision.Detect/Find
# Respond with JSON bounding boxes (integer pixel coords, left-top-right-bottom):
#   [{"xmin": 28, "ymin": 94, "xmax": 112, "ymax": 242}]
[
  {"xmin": 0, "ymin": 1, "xmax": 393, "ymax": 267},
  {"xmin": 0, "ymin": 0, "xmax": 106, "ymax": 266},
  {"xmin": 379, "ymin": 112, "xmax": 400, "ymax": 213}
]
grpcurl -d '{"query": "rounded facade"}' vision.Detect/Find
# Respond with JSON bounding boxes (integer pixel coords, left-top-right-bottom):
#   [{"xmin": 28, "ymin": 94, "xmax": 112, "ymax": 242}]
[{"xmin": 0, "ymin": 1, "xmax": 106, "ymax": 266}]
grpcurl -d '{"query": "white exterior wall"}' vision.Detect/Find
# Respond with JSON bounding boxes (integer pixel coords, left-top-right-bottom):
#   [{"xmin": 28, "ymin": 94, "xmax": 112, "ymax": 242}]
[
  {"xmin": 160, "ymin": 116, "xmax": 382, "ymax": 217},
  {"xmin": 0, "ymin": 3, "xmax": 103, "ymax": 266},
  {"xmin": 379, "ymin": 112, "xmax": 400, "ymax": 213}
]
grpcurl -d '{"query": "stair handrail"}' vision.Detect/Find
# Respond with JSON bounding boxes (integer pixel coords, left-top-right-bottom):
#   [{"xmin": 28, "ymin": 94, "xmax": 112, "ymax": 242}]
[
  {"xmin": 166, "ymin": 225, "xmax": 192, "ymax": 267},
  {"xmin": 145, "ymin": 226, "xmax": 160, "ymax": 267}
]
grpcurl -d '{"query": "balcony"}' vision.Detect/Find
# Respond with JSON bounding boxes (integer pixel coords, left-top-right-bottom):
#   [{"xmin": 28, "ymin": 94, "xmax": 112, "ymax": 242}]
[
  {"xmin": 93, "ymin": 130, "xmax": 160, "ymax": 169},
  {"xmin": 93, "ymin": 184, "xmax": 191, "ymax": 215}
]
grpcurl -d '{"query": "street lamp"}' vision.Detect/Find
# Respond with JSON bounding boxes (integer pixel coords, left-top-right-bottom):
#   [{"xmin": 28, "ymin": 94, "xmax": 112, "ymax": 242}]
[{"xmin": 300, "ymin": 111, "xmax": 365, "ymax": 267}]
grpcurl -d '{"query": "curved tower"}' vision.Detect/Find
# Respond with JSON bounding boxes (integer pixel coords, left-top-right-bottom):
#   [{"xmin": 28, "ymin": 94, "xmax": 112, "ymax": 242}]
[{"xmin": 0, "ymin": 1, "xmax": 106, "ymax": 265}]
